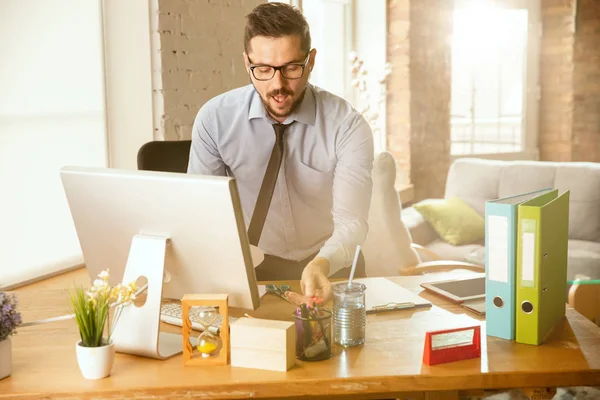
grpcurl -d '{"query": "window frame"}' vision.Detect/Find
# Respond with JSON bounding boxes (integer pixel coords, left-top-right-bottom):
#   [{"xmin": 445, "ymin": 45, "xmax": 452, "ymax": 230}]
[
  {"xmin": 268, "ymin": 0, "xmax": 388, "ymax": 153},
  {"xmin": 451, "ymin": 0, "xmax": 541, "ymax": 161}
]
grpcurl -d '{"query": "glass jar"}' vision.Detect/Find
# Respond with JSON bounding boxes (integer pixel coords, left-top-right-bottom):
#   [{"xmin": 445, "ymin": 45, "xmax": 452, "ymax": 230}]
[
  {"xmin": 333, "ymin": 282, "xmax": 367, "ymax": 347},
  {"xmin": 293, "ymin": 307, "xmax": 332, "ymax": 361}
]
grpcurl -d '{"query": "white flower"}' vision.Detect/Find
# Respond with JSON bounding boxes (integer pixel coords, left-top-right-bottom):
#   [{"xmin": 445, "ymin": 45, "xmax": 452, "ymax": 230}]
[
  {"xmin": 92, "ymin": 279, "xmax": 105, "ymax": 288},
  {"xmin": 98, "ymin": 269, "xmax": 110, "ymax": 281}
]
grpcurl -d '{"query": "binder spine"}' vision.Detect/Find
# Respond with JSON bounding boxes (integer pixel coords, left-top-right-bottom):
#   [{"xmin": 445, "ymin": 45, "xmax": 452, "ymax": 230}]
[
  {"xmin": 485, "ymin": 203, "xmax": 515, "ymax": 340},
  {"xmin": 516, "ymin": 210, "xmax": 540, "ymax": 345}
]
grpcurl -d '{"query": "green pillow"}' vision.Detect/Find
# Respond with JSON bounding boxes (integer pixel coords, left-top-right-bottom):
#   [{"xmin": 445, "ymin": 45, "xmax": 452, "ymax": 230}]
[{"xmin": 413, "ymin": 196, "xmax": 484, "ymax": 246}]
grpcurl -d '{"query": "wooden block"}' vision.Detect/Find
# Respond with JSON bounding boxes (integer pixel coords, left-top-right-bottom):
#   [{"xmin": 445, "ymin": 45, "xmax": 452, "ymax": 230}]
[
  {"xmin": 230, "ymin": 318, "xmax": 296, "ymax": 372},
  {"xmin": 181, "ymin": 294, "xmax": 229, "ymax": 366}
]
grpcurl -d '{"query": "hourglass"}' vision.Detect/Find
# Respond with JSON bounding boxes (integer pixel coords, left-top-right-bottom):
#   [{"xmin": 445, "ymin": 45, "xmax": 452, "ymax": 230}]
[
  {"xmin": 181, "ymin": 294, "xmax": 230, "ymax": 366},
  {"xmin": 194, "ymin": 306, "xmax": 223, "ymax": 358}
]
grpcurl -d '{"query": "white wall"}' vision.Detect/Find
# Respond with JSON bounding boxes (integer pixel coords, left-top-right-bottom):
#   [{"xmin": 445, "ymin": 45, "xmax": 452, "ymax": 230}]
[{"xmin": 102, "ymin": 0, "xmax": 156, "ymax": 169}]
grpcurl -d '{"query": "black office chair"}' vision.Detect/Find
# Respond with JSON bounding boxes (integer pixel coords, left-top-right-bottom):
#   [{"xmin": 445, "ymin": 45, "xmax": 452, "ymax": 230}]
[{"xmin": 137, "ymin": 140, "xmax": 192, "ymax": 173}]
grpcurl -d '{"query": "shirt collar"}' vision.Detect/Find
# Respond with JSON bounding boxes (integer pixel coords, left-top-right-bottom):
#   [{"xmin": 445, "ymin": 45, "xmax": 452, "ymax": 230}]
[{"xmin": 248, "ymin": 84, "xmax": 316, "ymax": 127}]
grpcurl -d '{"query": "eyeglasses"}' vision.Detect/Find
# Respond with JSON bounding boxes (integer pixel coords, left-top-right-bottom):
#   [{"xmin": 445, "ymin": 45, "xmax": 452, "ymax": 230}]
[{"xmin": 248, "ymin": 54, "xmax": 310, "ymax": 81}]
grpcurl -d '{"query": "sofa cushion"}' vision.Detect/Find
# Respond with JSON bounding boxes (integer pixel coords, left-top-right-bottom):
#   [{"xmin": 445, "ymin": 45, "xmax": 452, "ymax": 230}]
[
  {"xmin": 401, "ymin": 206, "xmax": 440, "ymax": 246},
  {"xmin": 413, "ymin": 197, "xmax": 485, "ymax": 246},
  {"xmin": 424, "ymin": 240, "xmax": 485, "ymax": 263},
  {"xmin": 421, "ymin": 240, "xmax": 599, "ymax": 280},
  {"xmin": 465, "ymin": 247, "xmax": 486, "ymax": 265},
  {"xmin": 444, "ymin": 158, "xmax": 503, "ymax": 215},
  {"xmin": 444, "ymin": 158, "xmax": 600, "ymax": 244},
  {"xmin": 554, "ymin": 164, "xmax": 600, "ymax": 243},
  {"xmin": 567, "ymin": 240, "xmax": 600, "ymax": 280},
  {"xmin": 497, "ymin": 161, "xmax": 557, "ymax": 198}
]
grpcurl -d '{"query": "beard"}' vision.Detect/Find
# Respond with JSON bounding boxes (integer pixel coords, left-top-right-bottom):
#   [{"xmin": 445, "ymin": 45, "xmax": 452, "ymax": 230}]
[{"xmin": 256, "ymin": 85, "xmax": 306, "ymax": 120}]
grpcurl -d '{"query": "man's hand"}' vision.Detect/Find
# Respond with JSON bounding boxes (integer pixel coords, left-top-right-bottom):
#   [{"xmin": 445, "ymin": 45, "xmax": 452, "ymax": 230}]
[{"xmin": 286, "ymin": 257, "xmax": 333, "ymax": 305}]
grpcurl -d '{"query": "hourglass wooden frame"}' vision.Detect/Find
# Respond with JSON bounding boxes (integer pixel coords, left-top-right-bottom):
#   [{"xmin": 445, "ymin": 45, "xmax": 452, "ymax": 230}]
[{"xmin": 181, "ymin": 294, "xmax": 230, "ymax": 366}]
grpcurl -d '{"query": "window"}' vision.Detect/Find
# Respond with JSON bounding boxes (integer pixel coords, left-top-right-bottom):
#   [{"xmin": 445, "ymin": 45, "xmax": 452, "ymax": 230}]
[
  {"xmin": 0, "ymin": 1, "xmax": 107, "ymax": 288},
  {"xmin": 268, "ymin": 0, "xmax": 354, "ymax": 100},
  {"xmin": 269, "ymin": 0, "xmax": 388, "ymax": 153},
  {"xmin": 300, "ymin": 0, "xmax": 354, "ymax": 100},
  {"xmin": 450, "ymin": 0, "xmax": 540, "ymax": 158}
]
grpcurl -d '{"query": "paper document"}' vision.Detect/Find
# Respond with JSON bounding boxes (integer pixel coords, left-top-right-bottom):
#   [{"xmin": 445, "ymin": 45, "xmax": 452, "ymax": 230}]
[
  {"xmin": 258, "ymin": 278, "xmax": 432, "ymax": 314},
  {"xmin": 351, "ymin": 277, "xmax": 432, "ymax": 313}
]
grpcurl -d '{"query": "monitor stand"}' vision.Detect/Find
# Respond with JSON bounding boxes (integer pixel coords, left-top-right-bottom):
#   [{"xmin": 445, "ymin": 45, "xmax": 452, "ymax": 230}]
[{"xmin": 110, "ymin": 234, "xmax": 182, "ymax": 360}]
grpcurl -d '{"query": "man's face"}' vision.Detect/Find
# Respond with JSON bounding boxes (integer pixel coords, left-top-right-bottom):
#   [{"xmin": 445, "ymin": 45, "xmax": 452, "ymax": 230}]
[{"xmin": 244, "ymin": 35, "xmax": 316, "ymax": 122}]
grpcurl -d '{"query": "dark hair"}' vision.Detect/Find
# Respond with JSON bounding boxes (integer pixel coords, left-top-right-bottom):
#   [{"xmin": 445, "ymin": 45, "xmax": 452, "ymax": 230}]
[{"xmin": 244, "ymin": 3, "xmax": 311, "ymax": 55}]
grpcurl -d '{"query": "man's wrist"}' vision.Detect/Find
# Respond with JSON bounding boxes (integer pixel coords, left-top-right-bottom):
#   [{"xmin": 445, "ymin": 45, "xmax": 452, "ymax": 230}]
[
  {"xmin": 316, "ymin": 244, "xmax": 348, "ymax": 277},
  {"xmin": 307, "ymin": 256, "xmax": 330, "ymax": 276}
]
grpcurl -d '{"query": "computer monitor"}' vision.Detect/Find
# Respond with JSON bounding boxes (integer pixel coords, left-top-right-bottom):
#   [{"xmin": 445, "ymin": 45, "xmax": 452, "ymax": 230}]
[{"xmin": 60, "ymin": 166, "xmax": 262, "ymax": 359}]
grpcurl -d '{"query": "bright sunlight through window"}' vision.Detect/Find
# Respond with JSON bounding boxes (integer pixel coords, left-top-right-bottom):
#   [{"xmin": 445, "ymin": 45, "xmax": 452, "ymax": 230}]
[{"xmin": 451, "ymin": 2, "xmax": 530, "ymax": 156}]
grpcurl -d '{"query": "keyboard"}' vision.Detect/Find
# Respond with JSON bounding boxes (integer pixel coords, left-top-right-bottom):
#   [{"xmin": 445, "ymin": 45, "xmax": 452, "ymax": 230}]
[{"xmin": 160, "ymin": 303, "xmax": 238, "ymax": 335}]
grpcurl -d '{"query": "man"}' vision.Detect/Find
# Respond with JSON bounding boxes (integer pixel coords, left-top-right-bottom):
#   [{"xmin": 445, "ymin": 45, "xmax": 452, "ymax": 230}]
[{"xmin": 187, "ymin": 3, "xmax": 373, "ymax": 303}]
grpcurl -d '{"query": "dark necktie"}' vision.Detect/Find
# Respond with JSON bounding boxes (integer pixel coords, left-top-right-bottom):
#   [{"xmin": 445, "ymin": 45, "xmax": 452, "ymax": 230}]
[{"xmin": 247, "ymin": 123, "xmax": 292, "ymax": 246}]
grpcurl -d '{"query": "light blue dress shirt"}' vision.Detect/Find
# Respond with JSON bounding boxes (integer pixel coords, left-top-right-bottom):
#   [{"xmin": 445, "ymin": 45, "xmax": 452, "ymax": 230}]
[{"xmin": 188, "ymin": 83, "xmax": 374, "ymax": 275}]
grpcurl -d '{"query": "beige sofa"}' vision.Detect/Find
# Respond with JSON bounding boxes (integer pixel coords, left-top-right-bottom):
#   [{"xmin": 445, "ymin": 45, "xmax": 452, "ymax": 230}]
[{"xmin": 401, "ymin": 158, "xmax": 600, "ymax": 280}]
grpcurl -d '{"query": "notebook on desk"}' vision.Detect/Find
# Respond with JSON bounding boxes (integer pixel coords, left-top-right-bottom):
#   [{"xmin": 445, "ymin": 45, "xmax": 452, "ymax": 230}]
[{"xmin": 350, "ymin": 277, "xmax": 432, "ymax": 314}]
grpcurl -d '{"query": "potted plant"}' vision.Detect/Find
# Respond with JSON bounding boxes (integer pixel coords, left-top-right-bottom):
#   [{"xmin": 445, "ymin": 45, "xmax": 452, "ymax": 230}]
[
  {"xmin": 70, "ymin": 269, "xmax": 137, "ymax": 380},
  {"xmin": 0, "ymin": 291, "xmax": 21, "ymax": 380}
]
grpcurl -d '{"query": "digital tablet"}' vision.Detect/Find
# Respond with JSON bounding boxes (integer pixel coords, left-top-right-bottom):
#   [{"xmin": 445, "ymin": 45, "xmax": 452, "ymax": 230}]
[{"xmin": 420, "ymin": 276, "xmax": 485, "ymax": 304}]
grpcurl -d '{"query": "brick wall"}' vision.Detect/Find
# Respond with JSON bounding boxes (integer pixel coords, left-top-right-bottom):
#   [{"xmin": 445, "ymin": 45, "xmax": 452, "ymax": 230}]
[
  {"xmin": 539, "ymin": 0, "xmax": 576, "ymax": 161},
  {"xmin": 154, "ymin": 0, "xmax": 264, "ymax": 140},
  {"xmin": 572, "ymin": 0, "xmax": 600, "ymax": 162},
  {"xmin": 387, "ymin": 0, "xmax": 600, "ymax": 202},
  {"xmin": 539, "ymin": 0, "xmax": 600, "ymax": 162},
  {"xmin": 386, "ymin": 0, "xmax": 452, "ymax": 202},
  {"xmin": 408, "ymin": 0, "xmax": 452, "ymax": 201},
  {"xmin": 386, "ymin": 0, "xmax": 411, "ymax": 186}
]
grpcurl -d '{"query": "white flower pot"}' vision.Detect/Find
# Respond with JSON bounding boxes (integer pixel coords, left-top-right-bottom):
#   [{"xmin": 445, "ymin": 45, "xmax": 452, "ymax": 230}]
[
  {"xmin": 0, "ymin": 337, "xmax": 12, "ymax": 380},
  {"xmin": 75, "ymin": 340, "xmax": 115, "ymax": 380}
]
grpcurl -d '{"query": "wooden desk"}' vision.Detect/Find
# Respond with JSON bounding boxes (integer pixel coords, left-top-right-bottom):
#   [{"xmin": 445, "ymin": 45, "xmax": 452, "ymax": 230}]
[{"xmin": 2, "ymin": 268, "xmax": 600, "ymax": 399}]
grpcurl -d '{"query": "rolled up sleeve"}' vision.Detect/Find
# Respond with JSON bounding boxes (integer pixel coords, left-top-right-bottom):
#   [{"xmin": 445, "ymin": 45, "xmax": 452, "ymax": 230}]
[{"xmin": 317, "ymin": 114, "xmax": 374, "ymax": 276}]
